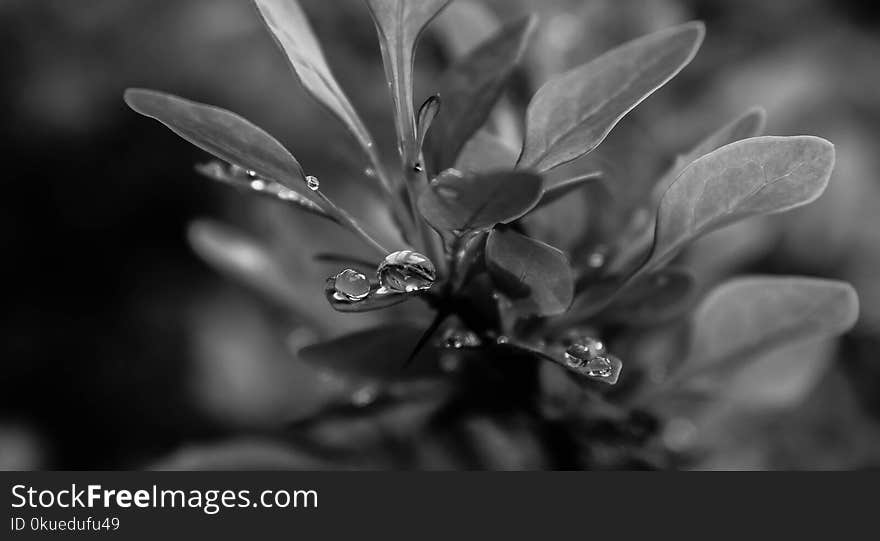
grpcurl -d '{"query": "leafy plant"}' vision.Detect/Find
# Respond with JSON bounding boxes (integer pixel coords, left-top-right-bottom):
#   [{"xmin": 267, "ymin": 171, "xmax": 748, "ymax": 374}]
[{"xmin": 126, "ymin": 0, "xmax": 858, "ymax": 469}]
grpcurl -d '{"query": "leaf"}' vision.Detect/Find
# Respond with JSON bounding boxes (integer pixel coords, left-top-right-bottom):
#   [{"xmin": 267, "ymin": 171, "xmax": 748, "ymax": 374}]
[
  {"xmin": 124, "ymin": 89, "xmax": 307, "ymax": 193},
  {"xmin": 485, "ymin": 228, "xmax": 573, "ymax": 316},
  {"xmin": 187, "ymin": 220, "xmax": 310, "ymax": 314},
  {"xmin": 426, "ymin": 14, "xmax": 537, "ymax": 172},
  {"xmin": 254, "ymin": 0, "xmax": 376, "ymax": 157},
  {"xmin": 455, "ymin": 130, "xmax": 518, "ymax": 173},
  {"xmin": 416, "ymin": 94, "xmax": 441, "ymax": 157},
  {"xmin": 643, "ymin": 136, "xmax": 835, "ymax": 273},
  {"xmin": 418, "ymin": 169, "xmax": 543, "ymax": 233},
  {"xmin": 313, "ymin": 252, "xmax": 378, "ymax": 272},
  {"xmin": 651, "ymin": 106, "xmax": 766, "ymax": 204},
  {"xmin": 298, "ymin": 324, "xmax": 443, "ymax": 380},
  {"xmin": 364, "ymin": 0, "xmax": 452, "ymax": 162},
  {"xmin": 685, "ymin": 277, "xmax": 858, "ymax": 378},
  {"xmin": 324, "ymin": 277, "xmax": 414, "ymax": 313},
  {"xmin": 518, "ymin": 22, "xmax": 705, "ymax": 172},
  {"xmin": 195, "ymin": 161, "xmax": 331, "ymax": 221},
  {"xmin": 533, "ymin": 171, "xmax": 603, "ymax": 211}
]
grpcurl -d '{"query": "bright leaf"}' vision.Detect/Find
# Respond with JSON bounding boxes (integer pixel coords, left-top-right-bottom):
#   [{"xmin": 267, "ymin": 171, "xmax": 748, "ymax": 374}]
[
  {"xmin": 426, "ymin": 14, "xmax": 537, "ymax": 172},
  {"xmin": 518, "ymin": 22, "xmax": 704, "ymax": 172},
  {"xmin": 124, "ymin": 89, "xmax": 308, "ymax": 193},
  {"xmin": 254, "ymin": 0, "xmax": 377, "ymax": 158},
  {"xmin": 418, "ymin": 169, "xmax": 543, "ymax": 233},
  {"xmin": 642, "ymin": 135, "xmax": 835, "ymax": 274},
  {"xmin": 486, "ymin": 228, "xmax": 573, "ymax": 316},
  {"xmin": 363, "ymin": 0, "xmax": 452, "ymax": 162}
]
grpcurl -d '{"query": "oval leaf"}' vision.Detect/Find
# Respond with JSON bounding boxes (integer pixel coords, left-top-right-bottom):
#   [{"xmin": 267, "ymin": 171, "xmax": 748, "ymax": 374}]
[
  {"xmin": 254, "ymin": 0, "xmax": 376, "ymax": 156},
  {"xmin": 486, "ymin": 229, "xmax": 574, "ymax": 316},
  {"xmin": 124, "ymin": 89, "xmax": 307, "ymax": 192},
  {"xmin": 364, "ymin": 0, "xmax": 452, "ymax": 161},
  {"xmin": 518, "ymin": 22, "xmax": 704, "ymax": 172},
  {"xmin": 426, "ymin": 14, "xmax": 537, "ymax": 172},
  {"xmin": 644, "ymin": 136, "xmax": 835, "ymax": 273},
  {"xmin": 418, "ymin": 169, "xmax": 543, "ymax": 233},
  {"xmin": 298, "ymin": 324, "xmax": 443, "ymax": 380},
  {"xmin": 650, "ymin": 106, "xmax": 766, "ymax": 204}
]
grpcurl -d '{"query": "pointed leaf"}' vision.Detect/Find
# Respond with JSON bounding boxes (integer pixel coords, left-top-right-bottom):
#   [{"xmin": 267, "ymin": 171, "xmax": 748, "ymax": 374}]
[
  {"xmin": 254, "ymin": 0, "xmax": 377, "ymax": 156},
  {"xmin": 651, "ymin": 106, "xmax": 766, "ymax": 204},
  {"xmin": 364, "ymin": 0, "xmax": 452, "ymax": 162},
  {"xmin": 416, "ymin": 94, "xmax": 441, "ymax": 156},
  {"xmin": 426, "ymin": 14, "xmax": 537, "ymax": 172},
  {"xmin": 643, "ymin": 136, "xmax": 835, "ymax": 273},
  {"xmin": 518, "ymin": 22, "xmax": 704, "ymax": 172},
  {"xmin": 534, "ymin": 171, "xmax": 603, "ymax": 211},
  {"xmin": 298, "ymin": 324, "xmax": 443, "ymax": 380},
  {"xmin": 124, "ymin": 89, "xmax": 307, "ymax": 192},
  {"xmin": 195, "ymin": 161, "xmax": 331, "ymax": 220},
  {"xmin": 418, "ymin": 169, "xmax": 543, "ymax": 233},
  {"xmin": 455, "ymin": 130, "xmax": 518, "ymax": 173},
  {"xmin": 486, "ymin": 229, "xmax": 573, "ymax": 316},
  {"xmin": 683, "ymin": 277, "xmax": 858, "ymax": 382}
]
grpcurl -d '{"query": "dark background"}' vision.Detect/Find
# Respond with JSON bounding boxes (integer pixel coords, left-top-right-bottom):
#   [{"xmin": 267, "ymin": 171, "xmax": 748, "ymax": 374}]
[{"xmin": 2, "ymin": 0, "xmax": 880, "ymax": 469}]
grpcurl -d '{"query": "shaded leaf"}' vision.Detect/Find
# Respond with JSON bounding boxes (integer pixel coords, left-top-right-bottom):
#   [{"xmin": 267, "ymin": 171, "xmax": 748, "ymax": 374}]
[
  {"xmin": 604, "ymin": 268, "xmax": 695, "ymax": 325},
  {"xmin": 418, "ymin": 169, "xmax": 543, "ymax": 233},
  {"xmin": 486, "ymin": 228, "xmax": 573, "ymax": 316},
  {"xmin": 299, "ymin": 324, "xmax": 444, "ymax": 380},
  {"xmin": 195, "ymin": 161, "xmax": 331, "ymax": 220},
  {"xmin": 651, "ymin": 106, "xmax": 766, "ymax": 205},
  {"xmin": 642, "ymin": 136, "xmax": 835, "ymax": 273},
  {"xmin": 426, "ymin": 14, "xmax": 537, "ymax": 172},
  {"xmin": 313, "ymin": 252, "xmax": 378, "ymax": 272},
  {"xmin": 416, "ymin": 94, "xmax": 441, "ymax": 157},
  {"xmin": 254, "ymin": 0, "xmax": 376, "ymax": 156},
  {"xmin": 518, "ymin": 22, "xmax": 704, "ymax": 172},
  {"xmin": 534, "ymin": 171, "xmax": 603, "ymax": 211},
  {"xmin": 686, "ymin": 277, "xmax": 858, "ymax": 378},
  {"xmin": 124, "ymin": 89, "xmax": 307, "ymax": 193},
  {"xmin": 364, "ymin": 0, "xmax": 452, "ymax": 161},
  {"xmin": 455, "ymin": 130, "xmax": 518, "ymax": 173},
  {"xmin": 324, "ymin": 277, "xmax": 414, "ymax": 313}
]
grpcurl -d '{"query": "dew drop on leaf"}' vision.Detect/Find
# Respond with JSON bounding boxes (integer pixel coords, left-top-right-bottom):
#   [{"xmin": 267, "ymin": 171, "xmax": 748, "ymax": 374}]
[
  {"xmin": 306, "ymin": 175, "xmax": 320, "ymax": 191},
  {"xmin": 563, "ymin": 337, "xmax": 606, "ymax": 367},
  {"xmin": 249, "ymin": 179, "xmax": 267, "ymax": 191},
  {"xmin": 439, "ymin": 328, "xmax": 481, "ymax": 349},
  {"xmin": 377, "ymin": 250, "xmax": 436, "ymax": 293},
  {"xmin": 587, "ymin": 249, "xmax": 607, "ymax": 268},
  {"xmin": 332, "ymin": 268, "xmax": 371, "ymax": 301},
  {"xmin": 413, "ymin": 162, "xmax": 424, "ymax": 173},
  {"xmin": 364, "ymin": 167, "xmax": 376, "ymax": 178},
  {"xmin": 496, "ymin": 335, "xmax": 509, "ymax": 344}
]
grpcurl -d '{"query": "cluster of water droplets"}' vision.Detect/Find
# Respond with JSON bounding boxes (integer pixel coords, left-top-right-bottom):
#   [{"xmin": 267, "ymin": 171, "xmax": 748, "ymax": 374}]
[
  {"xmin": 560, "ymin": 336, "xmax": 622, "ymax": 383},
  {"xmin": 329, "ymin": 250, "xmax": 437, "ymax": 305}
]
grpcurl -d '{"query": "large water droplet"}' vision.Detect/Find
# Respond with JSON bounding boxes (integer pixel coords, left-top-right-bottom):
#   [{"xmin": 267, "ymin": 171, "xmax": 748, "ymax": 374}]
[
  {"xmin": 563, "ymin": 337, "xmax": 606, "ymax": 368},
  {"xmin": 249, "ymin": 179, "xmax": 266, "ymax": 191},
  {"xmin": 580, "ymin": 355, "xmax": 614, "ymax": 377},
  {"xmin": 377, "ymin": 250, "xmax": 436, "ymax": 293},
  {"xmin": 306, "ymin": 175, "xmax": 320, "ymax": 191},
  {"xmin": 332, "ymin": 269, "xmax": 371, "ymax": 301}
]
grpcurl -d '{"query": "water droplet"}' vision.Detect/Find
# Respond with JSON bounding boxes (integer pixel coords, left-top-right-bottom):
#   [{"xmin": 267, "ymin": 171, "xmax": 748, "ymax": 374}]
[
  {"xmin": 495, "ymin": 335, "xmax": 509, "ymax": 345},
  {"xmin": 587, "ymin": 250, "xmax": 606, "ymax": 268},
  {"xmin": 332, "ymin": 269, "xmax": 371, "ymax": 301},
  {"xmin": 306, "ymin": 175, "xmax": 320, "ymax": 191},
  {"xmin": 351, "ymin": 385, "xmax": 379, "ymax": 407},
  {"xmin": 364, "ymin": 167, "xmax": 376, "ymax": 178},
  {"xmin": 580, "ymin": 355, "xmax": 614, "ymax": 377},
  {"xmin": 249, "ymin": 179, "xmax": 266, "ymax": 191},
  {"xmin": 377, "ymin": 250, "xmax": 436, "ymax": 293},
  {"xmin": 563, "ymin": 337, "xmax": 606, "ymax": 368},
  {"xmin": 413, "ymin": 162, "xmax": 424, "ymax": 173},
  {"xmin": 439, "ymin": 328, "xmax": 481, "ymax": 349},
  {"xmin": 245, "ymin": 169, "xmax": 258, "ymax": 178}
]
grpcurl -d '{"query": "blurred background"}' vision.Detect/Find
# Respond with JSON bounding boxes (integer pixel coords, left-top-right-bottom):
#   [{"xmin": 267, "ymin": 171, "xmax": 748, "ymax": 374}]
[{"xmin": 2, "ymin": 0, "xmax": 879, "ymax": 469}]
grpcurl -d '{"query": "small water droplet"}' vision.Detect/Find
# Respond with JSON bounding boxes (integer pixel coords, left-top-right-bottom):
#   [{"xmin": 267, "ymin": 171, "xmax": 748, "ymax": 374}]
[
  {"xmin": 351, "ymin": 385, "xmax": 379, "ymax": 407},
  {"xmin": 249, "ymin": 179, "xmax": 266, "ymax": 191},
  {"xmin": 413, "ymin": 162, "xmax": 424, "ymax": 173},
  {"xmin": 306, "ymin": 175, "xmax": 320, "ymax": 191},
  {"xmin": 245, "ymin": 169, "xmax": 258, "ymax": 178},
  {"xmin": 333, "ymin": 269, "xmax": 371, "ymax": 301},
  {"xmin": 563, "ymin": 337, "xmax": 606, "ymax": 368},
  {"xmin": 377, "ymin": 250, "xmax": 436, "ymax": 293},
  {"xmin": 364, "ymin": 167, "xmax": 376, "ymax": 178},
  {"xmin": 439, "ymin": 328, "xmax": 481, "ymax": 349},
  {"xmin": 587, "ymin": 250, "xmax": 606, "ymax": 268},
  {"xmin": 495, "ymin": 335, "xmax": 509, "ymax": 345}
]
